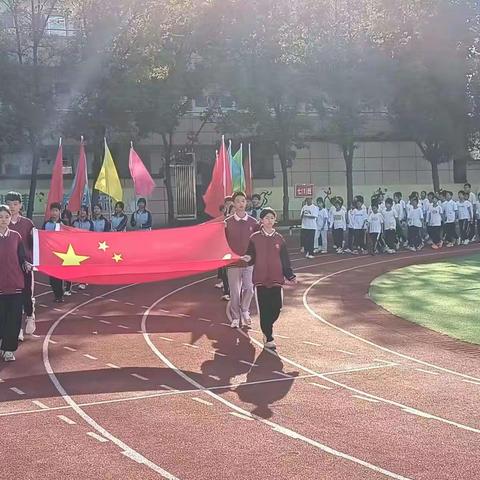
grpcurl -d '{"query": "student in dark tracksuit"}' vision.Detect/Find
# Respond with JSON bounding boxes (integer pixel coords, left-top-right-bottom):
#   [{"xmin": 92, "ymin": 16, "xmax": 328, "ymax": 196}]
[
  {"xmin": 111, "ymin": 201, "xmax": 128, "ymax": 232},
  {"xmin": 242, "ymin": 208, "xmax": 296, "ymax": 350},
  {"xmin": 131, "ymin": 198, "xmax": 152, "ymax": 230},
  {"xmin": 92, "ymin": 204, "xmax": 111, "ymax": 232},
  {"xmin": 0, "ymin": 204, "xmax": 29, "ymax": 362}
]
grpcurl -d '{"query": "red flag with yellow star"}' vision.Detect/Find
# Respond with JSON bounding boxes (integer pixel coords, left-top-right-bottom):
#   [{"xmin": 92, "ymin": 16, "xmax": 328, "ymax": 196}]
[{"xmin": 33, "ymin": 220, "xmax": 237, "ymax": 284}]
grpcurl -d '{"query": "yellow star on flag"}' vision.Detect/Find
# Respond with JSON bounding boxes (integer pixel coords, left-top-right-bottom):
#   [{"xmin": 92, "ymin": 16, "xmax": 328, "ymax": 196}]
[
  {"xmin": 112, "ymin": 253, "xmax": 123, "ymax": 263},
  {"xmin": 53, "ymin": 244, "xmax": 90, "ymax": 266},
  {"xmin": 98, "ymin": 241, "xmax": 109, "ymax": 252}
]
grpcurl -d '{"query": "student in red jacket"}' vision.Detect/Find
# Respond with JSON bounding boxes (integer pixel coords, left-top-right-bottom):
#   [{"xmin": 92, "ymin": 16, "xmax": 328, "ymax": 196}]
[
  {"xmin": 242, "ymin": 208, "xmax": 297, "ymax": 350},
  {"xmin": 5, "ymin": 192, "xmax": 35, "ymax": 339},
  {"xmin": 0, "ymin": 205, "xmax": 30, "ymax": 362}
]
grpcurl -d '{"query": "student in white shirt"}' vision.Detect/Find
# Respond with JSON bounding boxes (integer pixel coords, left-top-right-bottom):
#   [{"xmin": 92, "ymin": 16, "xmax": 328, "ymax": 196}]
[
  {"xmin": 382, "ymin": 198, "xmax": 398, "ymax": 253},
  {"xmin": 407, "ymin": 197, "xmax": 424, "ymax": 251},
  {"xmin": 346, "ymin": 202, "xmax": 355, "ymax": 253},
  {"xmin": 464, "ymin": 183, "xmax": 477, "ymax": 241},
  {"xmin": 314, "ymin": 197, "xmax": 329, "ymax": 254},
  {"xmin": 330, "ymin": 200, "xmax": 347, "ymax": 253},
  {"xmin": 476, "ymin": 192, "xmax": 480, "ymax": 241},
  {"xmin": 457, "ymin": 190, "xmax": 473, "ymax": 245},
  {"xmin": 427, "ymin": 196, "xmax": 443, "ymax": 249},
  {"xmin": 367, "ymin": 203, "xmax": 384, "ymax": 255},
  {"xmin": 393, "ymin": 192, "xmax": 407, "ymax": 246},
  {"xmin": 443, "ymin": 191, "xmax": 458, "ymax": 247},
  {"xmin": 300, "ymin": 197, "xmax": 319, "ymax": 258},
  {"xmin": 350, "ymin": 199, "xmax": 368, "ymax": 254}
]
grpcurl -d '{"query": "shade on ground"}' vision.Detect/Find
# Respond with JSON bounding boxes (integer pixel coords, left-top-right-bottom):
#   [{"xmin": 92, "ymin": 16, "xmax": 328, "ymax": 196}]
[{"xmin": 369, "ymin": 253, "xmax": 480, "ymax": 345}]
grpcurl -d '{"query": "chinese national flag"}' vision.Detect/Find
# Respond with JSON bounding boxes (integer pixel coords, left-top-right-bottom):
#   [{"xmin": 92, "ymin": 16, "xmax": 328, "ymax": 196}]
[{"xmin": 33, "ymin": 221, "xmax": 236, "ymax": 285}]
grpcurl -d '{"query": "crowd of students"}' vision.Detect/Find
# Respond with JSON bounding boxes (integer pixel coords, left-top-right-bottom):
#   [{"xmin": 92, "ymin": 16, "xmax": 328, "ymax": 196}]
[{"xmin": 300, "ymin": 183, "xmax": 480, "ymax": 256}]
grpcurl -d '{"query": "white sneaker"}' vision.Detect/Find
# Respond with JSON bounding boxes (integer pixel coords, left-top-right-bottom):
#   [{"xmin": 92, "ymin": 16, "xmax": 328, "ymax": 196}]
[
  {"xmin": 306, "ymin": 254, "xmax": 315, "ymax": 259},
  {"xmin": 313, "ymin": 248, "xmax": 320, "ymax": 254},
  {"xmin": 264, "ymin": 340, "xmax": 277, "ymax": 349},
  {"xmin": 78, "ymin": 283, "xmax": 86, "ymax": 290},
  {"xmin": 64, "ymin": 290, "xmax": 72, "ymax": 296},
  {"xmin": 343, "ymin": 249, "xmax": 351, "ymax": 254},
  {"xmin": 300, "ymin": 247, "xmax": 305, "ymax": 253},
  {"xmin": 336, "ymin": 248, "xmax": 343, "ymax": 254},
  {"xmin": 407, "ymin": 246, "xmax": 416, "ymax": 252},
  {"xmin": 464, "ymin": 239, "xmax": 470, "ymax": 245},
  {"xmin": 221, "ymin": 294, "xmax": 230, "ymax": 301},
  {"xmin": 18, "ymin": 329, "xmax": 24, "ymax": 342},
  {"xmin": 241, "ymin": 313, "xmax": 252, "ymax": 328},
  {"xmin": 214, "ymin": 282, "xmax": 223, "ymax": 289},
  {"xmin": 231, "ymin": 319, "xmax": 240, "ymax": 329},
  {"xmin": 3, "ymin": 351, "xmax": 15, "ymax": 362},
  {"xmin": 25, "ymin": 315, "xmax": 36, "ymax": 335}
]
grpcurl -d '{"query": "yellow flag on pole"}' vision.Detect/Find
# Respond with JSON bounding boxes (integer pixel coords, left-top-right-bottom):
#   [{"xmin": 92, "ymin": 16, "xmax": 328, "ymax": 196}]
[{"xmin": 95, "ymin": 138, "xmax": 123, "ymax": 202}]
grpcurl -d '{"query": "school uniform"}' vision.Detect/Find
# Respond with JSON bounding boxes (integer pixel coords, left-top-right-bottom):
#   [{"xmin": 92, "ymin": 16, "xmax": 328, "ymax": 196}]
[
  {"xmin": 300, "ymin": 204, "xmax": 319, "ymax": 256},
  {"xmin": 331, "ymin": 209, "xmax": 347, "ymax": 249},
  {"xmin": 427, "ymin": 204, "xmax": 443, "ymax": 244},
  {"xmin": 468, "ymin": 192, "xmax": 477, "ymax": 240},
  {"xmin": 350, "ymin": 208, "xmax": 368, "ymax": 250},
  {"xmin": 0, "ymin": 228, "xmax": 25, "ymax": 353},
  {"xmin": 382, "ymin": 209, "xmax": 398, "ymax": 250},
  {"xmin": 111, "ymin": 213, "xmax": 128, "ymax": 232},
  {"xmin": 249, "ymin": 207, "xmax": 262, "ymax": 220},
  {"xmin": 407, "ymin": 206, "xmax": 423, "ymax": 248},
  {"xmin": 225, "ymin": 213, "xmax": 258, "ymax": 323},
  {"xmin": 457, "ymin": 200, "xmax": 473, "ymax": 241},
  {"xmin": 43, "ymin": 219, "xmax": 66, "ymax": 300},
  {"xmin": 72, "ymin": 218, "xmax": 94, "ymax": 231},
  {"xmin": 314, "ymin": 207, "xmax": 329, "ymax": 252},
  {"xmin": 245, "ymin": 228, "xmax": 295, "ymax": 343},
  {"xmin": 443, "ymin": 199, "xmax": 458, "ymax": 243},
  {"xmin": 393, "ymin": 200, "xmax": 407, "ymax": 242},
  {"xmin": 130, "ymin": 210, "xmax": 152, "ymax": 230},
  {"xmin": 92, "ymin": 216, "xmax": 111, "ymax": 232},
  {"xmin": 9, "ymin": 215, "xmax": 35, "ymax": 318},
  {"xmin": 367, "ymin": 212, "xmax": 383, "ymax": 253}
]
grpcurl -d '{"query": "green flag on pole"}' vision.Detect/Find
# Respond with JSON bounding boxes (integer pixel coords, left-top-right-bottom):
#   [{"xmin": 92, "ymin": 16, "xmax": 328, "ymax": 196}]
[{"xmin": 231, "ymin": 144, "xmax": 245, "ymax": 192}]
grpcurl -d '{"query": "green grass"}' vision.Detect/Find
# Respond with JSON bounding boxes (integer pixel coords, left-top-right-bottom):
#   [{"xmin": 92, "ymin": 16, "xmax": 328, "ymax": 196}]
[{"xmin": 369, "ymin": 254, "xmax": 480, "ymax": 345}]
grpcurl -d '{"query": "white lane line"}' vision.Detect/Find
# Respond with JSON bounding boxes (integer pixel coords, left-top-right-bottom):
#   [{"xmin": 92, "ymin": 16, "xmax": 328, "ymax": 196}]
[
  {"xmin": 239, "ymin": 360, "xmax": 258, "ymax": 367},
  {"xmin": 39, "ymin": 304, "xmax": 48, "ymax": 308},
  {"xmin": 32, "ymin": 400, "xmax": 49, "ymax": 409},
  {"xmin": 58, "ymin": 414, "xmax": 76, "ymax": 425},
  {"xmin": 309, "ymin": 382, "xmax": 333, "ymax": 390},
  {"xmin": 130, "ymin": 373, "xmax": 149, "ymax": 381},
  {"xmin": 211, "ymin": 351, "xmax": 227, "ymax": 357},
  {"xmin": 99, "ymin": 320, "xmax": 111, "ymax": 325},
  {"xmin": 82, "ymin": 293, "xmax": 91, "ymax": 296},
  {"xmin": 415, "ymin": 368, "xmax": 439, "ymax": 376},
  {"xmin": 53, "ymin": 308, "xmax": 63, "ymax": 312},
  {"xmin": 142, "ymin": 281, "xmax": 412, "ymax": 480},
  {"xmin": 303, "ymin": 341, "xmax": 322, "ymax": 347},
  {"xmin": 118, "ymin": 325, "xmax": 130, "ymax": 329},
  {"xmin": 48, "ymin": 339, "xmax": 58, "ymax": 344},
  {"xmin": 82, "ymin": 315, "xmax": 93, "ymax": 319},
  {"xmin": 106, "ymin": 363, "xmax": 121, "ymax": 369},
  {"xmin": 176, "ymin": 313, "xmax": 189, "ymax": 318},
  {"xmin": 10, "ymin": 387, "xmax": 25, "ymax": 395},
  {"xmin": 275, "ymin": 334, "xmax": 290, "ymax": 339},
  {"xmin": 83, "ymin": 354, "xmax": 98, "ymax": 360},
  {"xmin": 31, "ymin": 334, "xmax": 42, "ymax": 338},
  {"xmin": 273, "ymin": 371, "xmax": 292, "ymax": 378},
  {"xmin": 160, "ymin": 385, "xmax": 176, "ymax": 391},
  {"xmin": 0, "ymin": 378, "xmax": 4, "ymax": 383},
  {"xmin": 87, "ymin": 431, "xmax": 109, "ymax": 443},
  {"xmin": 43, "ymin": 284, "xmax": 180, "ymax": 480},
  {"xmin": 302, "ymin": 249, "xmax": 480, "ymax": 383},
  {"xmin": 199, "ymin": 318, "xmax": 211, "ymax": 323},
  {"xmin": 337, "ymin": 349, "xmax": 356, "ymax": 356},
  {"xmin": 192, "ymin": 397, "xmax": 213, "ymax": 406},
  {"xmin": 402, "ymin": 408, "xmax": 435, "ymax": 419},
  {"xmin": 125, "ymin": 302, "xmax": 135, "ymax": 306},
  {"xmin": 230, "ymin": 412, "xmax": 254, "ymax": 421},
  {"xmin": 158, "ymin": 336, "xmax": 173, "ymax": 342},
  {"xmin": 63, "ymin": 346, "xmax": 77, "ymax": 352},
  {"xmin": 209, "ymin": 375, "xmax": 221, "ymax": 381},
  {"xmin": 462, "ymin": 379, "xmax": 480, "ymax": 386},
  {"xmin": 109, "ymin": 299, "xmax": 120, "ymax": 303},
  {"xmin": 182, "ymin": 343, "xmax": 199, "ymax": 349},
  {"xmin": 373, "ymin": 358, "xmax": 394, "ymax": 364},
  {"xmin": 141, "ymin": 305, "xmax": 150, "ymax": 309},
  {"xmin": 92, "ymin": 331, "xmax": 98, "ymax": 335},
  {"xmin": 352, "ymin": 395, "xmax": 381, "ymax": 404}
]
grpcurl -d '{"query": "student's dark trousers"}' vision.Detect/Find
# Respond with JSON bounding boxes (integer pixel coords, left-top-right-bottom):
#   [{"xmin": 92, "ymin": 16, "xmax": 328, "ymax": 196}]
[
  {"xmin": 256, "ymin": 286, "xmax": 282, "ymax": 342},
  {"xmin": 444, "ymin": 222, "xmax": 457, "ymax": 243},
  {"xmin": 333, "ymin": 228, "xmax": 344, "ymax": 248},
  {"xmin": 353, "ymin": 229, "xmax": 366, "ymax": 250},
  {"xmin": 22, "ymin": 271, "xmax": 34, "ymax": 316},
  {"xmin": 0, "ymin": 294, "xmax": 23, "ymax": 352},
  {"xmin": 459, "ymin": 219, "xmax": 470, "ymax": 241},
  {"xmin": 428, "ymin": 226, "xmax": 442, "ymax": 244},
  {"xmin": 408, "ymin": 226, "xmax": 422, "ymax": 248},
  {"xmin": 49, "ymin": 276, "xmax": 64, "ymax": 300},
  {"xmin": 302, "ymin": 229, "xmax": 315, "ymax": 255},
  {"xmin": 384, "ymin": 229, "xmax": 397, "ymax": 249}
]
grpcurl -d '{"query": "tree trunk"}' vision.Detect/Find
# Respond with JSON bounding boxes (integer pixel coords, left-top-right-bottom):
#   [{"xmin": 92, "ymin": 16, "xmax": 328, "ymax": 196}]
[
  {"xmin": 277, "ymin": 146, "xmax": 290, "ymax": 223},
  {"xmin": 342, "ymin": 144, "xmax": 354, "ymax": 207},
  {"xmin": 26, "ymin": 135, "xmax": 39, "ymax": 219},
  {"xmin": 161, "ymin": 132, "xmax": 175, "ymax": 226},
  {"xmin": 431, "ymin": 159, "xmax": 440, "ymax": 193}
]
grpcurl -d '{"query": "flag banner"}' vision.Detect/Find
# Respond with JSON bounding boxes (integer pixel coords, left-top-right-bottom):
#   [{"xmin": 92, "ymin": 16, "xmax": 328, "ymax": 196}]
[
  {"xmin": 95, "ymin": 138, "xmax": 123, "ymax": 202},
  {"xmin": 45, "ymin": 140, "xmax": 64, "ymax": 219},
  {"xmin": 203, "ymin": 137, "xmax": 232, "ymax": 218},
  {"xmin": 231, "ymin": 144, "xmax": 245, "ymax": 192},
  {"xmin": 33, "ymin": 221, "xmax": 237, "ymax": 285},
  {"xmin": 244, "ymin": 144, "xmax": 253, "ymax": 198},
  {"xmin": 129, "ymin": 145, "xmax": 156, "ymax": 197},
  {"xmin": 67, "ymin": 140, "xmax": 90, "ymax": 213}
]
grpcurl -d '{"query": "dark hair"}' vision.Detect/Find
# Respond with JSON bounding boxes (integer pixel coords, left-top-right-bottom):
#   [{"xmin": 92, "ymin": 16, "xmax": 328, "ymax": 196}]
[
  {"xmin": 80, "ymin": 205, "xmax": 89, "ymax": 215},
  {"xmin": 355, "ymin": 195, "xmax": 364, "ymax": 203},
  {"xmin": 115, "ymin": 201, "xmax": 125, "ymax": 209},
  {"xmin": 411, "ymin": 196, "xmax": 419, "ymax": 204},
  {"xmin": 428, "ymin": 191, "xmax": 435, "ymax": 197},
  {"xmin": 458, "ymin": 190, "xmax": 465, "ymax": 195},
  {"xmin": 464, "ymin": 183, "xmax": 471, "ymax": 188},
  {"xmin": 260, "ymin": 207, "xmax": 276, "ymax": 219},
  {"xmin": 232, "ymin": 191, "xmax": 246, "ymax": 201},
  {"xmin": 137, "ymin": 197, "xmax": 147, "ymax": 205},
  {"xmin": 94, "ymin": 203, "xmax": 103, "ymax": 211},
  {"xmin": 5, "ymin": 191, "xmax": 22, "ymax": 203},
  {"xmin": 50, "ymin": 202, "xmax": 62, "ymax": 211},
  {"xmin": 385, "ymin": 198, "xmax": 393, "ymax": 206},
  {"xmin": 0, "ymin": 204, "xmax": 12, "ymax": 215},
  {"xmin": 224, "ymin": 196, "xmax": 233, "ymax": 203},
  {"xmin": 371, "ymin": 200, "xmax": 379, "ymax": 209},
  {"xmin": 251, "ymin": 194, "xmax": 261, "ymax": 201},
  {"xmin": 421, "ymin": 190, "xmax": 427, "ymax": 195},
  {"xmin": 393, "ymin": 191, "xmax": 402, "ymax": 198},
  {"xmin": 61, "ymin": 208, "xmax": 72, "ymax": 224}
]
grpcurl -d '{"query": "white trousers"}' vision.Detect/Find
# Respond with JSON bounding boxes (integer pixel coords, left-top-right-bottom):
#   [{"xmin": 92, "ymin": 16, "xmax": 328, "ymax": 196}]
[
  {"xmin": 227, "ymin": 266, "xmax": 254, "ymax": 321},
  {"xmin": 314, "ymin": 229, "xmax": 328, "ymax": 252}
]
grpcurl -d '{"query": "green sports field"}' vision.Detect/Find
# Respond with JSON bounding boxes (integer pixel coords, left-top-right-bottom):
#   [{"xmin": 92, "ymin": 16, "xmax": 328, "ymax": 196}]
[{"xmin": 369, "ymin": 254, "xmax": 480, "ymax": 345}]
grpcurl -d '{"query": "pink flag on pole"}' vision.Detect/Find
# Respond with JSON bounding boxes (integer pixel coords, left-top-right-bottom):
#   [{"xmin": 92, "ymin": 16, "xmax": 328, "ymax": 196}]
[
  {"xmin": 45, "ymin": 138, "xmax": 64, "ymax": 219},
  {"xmin": 129, "ymin": 143, "xmax": 156, "ymax": 197},
  {"xmin": 68, "ymin": 139, "xmax": 89, "ymax": 213}
]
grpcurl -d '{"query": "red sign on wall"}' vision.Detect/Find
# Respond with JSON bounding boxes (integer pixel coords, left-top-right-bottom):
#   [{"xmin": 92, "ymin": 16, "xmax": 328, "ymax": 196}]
[{"xmin": 294, "ymin": 184, "xmax": 315, "ymax": 198}]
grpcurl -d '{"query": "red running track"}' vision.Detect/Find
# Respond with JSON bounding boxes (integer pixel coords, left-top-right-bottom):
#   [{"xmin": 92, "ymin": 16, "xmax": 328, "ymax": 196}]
[{"xmin": 1, "ymin": 244, "xmax": 480, "ymax": 479}]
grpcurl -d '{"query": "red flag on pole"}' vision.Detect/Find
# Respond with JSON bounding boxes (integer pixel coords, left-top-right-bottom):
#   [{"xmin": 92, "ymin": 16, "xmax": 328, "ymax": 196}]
[
  {"xmin": 129, "ymin": 142, "xmax": 156, "ymax": 197},
  {"xmin": 244, "ymin": 143, "xmax": 253, "ymax": 198},
  {"xmin": 44, "ymin": 138, "xmax": 64, "ymax": 219},
  {"xmin": 68, "ymin": 138, "xmax": 88, "ymax": 213},
  {"xmin": 33, "ymin": 221, "xmax": 237, "ymax": 285},
  {"xmin": 203, "ymin": 136, "xmax": 232, "ymax": 218}
]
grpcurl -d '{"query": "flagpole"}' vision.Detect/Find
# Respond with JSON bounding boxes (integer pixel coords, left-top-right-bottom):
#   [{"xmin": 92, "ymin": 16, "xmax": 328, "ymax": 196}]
[
  {"xmin": 221, "ymin": 135, "xmax": 226, "ymax": 197},
  {"xmin": 248, "ymin": 143, "xmax": 253, "ymax": 197}
]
